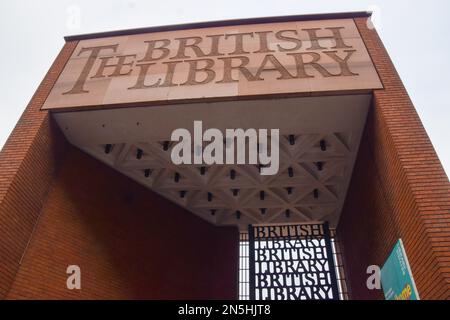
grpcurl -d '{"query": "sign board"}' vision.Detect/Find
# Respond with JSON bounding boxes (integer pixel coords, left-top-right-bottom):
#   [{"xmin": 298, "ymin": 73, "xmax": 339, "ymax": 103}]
[
  {"xmin": 381, "ymin": 239, "xmax": 420, "ymax": 300},
  {"xmin": 248, "ymin": 223, "xmax": 339, "ymax": 300},
  {"xmin": 43, "ymin": 18, "xmax": 382, "ymax": 110}
]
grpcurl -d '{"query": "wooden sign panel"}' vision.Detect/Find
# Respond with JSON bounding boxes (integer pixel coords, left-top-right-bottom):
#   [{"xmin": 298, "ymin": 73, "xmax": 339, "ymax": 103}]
[{"xmin": 43, "ymin": 18, "xmax": 382, "ymax": 110}]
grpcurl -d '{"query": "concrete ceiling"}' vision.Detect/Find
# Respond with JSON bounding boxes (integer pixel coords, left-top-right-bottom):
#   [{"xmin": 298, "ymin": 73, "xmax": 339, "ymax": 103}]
[{"xmin": 53, "ymin": 94, "xmax": 370, "ymax": 231}]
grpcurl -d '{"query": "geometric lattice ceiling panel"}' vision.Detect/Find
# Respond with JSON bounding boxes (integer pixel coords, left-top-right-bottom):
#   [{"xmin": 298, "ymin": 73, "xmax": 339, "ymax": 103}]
[{"xmin": 53, "ymin": 94, "xmax": 371, "ymax": 231}]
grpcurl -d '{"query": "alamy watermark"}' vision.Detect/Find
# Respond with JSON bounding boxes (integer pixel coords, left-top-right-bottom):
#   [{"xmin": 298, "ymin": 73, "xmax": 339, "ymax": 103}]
[
  {"xmin": 170, "ymin": 121, "xmax": 280, "ymax": 175},
  {"xmin": 366, "ymin": 265, "xmax": 381, "ymax": 290},
  {"xmin": 66, "ymin": 5, "xmax": 81, "ymax": 31},
  {"xmin": 66, "ymin": 265, "xmax": 81, "ymax": 290}
]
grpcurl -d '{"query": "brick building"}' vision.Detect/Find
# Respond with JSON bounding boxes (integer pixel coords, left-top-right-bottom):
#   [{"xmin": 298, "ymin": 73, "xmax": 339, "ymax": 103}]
[{"xmin": 0, "ymin": 11, "xmax": 449, "ymax": 300}]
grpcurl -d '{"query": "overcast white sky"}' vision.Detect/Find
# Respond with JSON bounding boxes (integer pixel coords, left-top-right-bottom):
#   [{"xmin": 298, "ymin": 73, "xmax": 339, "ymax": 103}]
[{"xmin": 0, "ymin": 0, "xmax": 449, "ymax": 177}]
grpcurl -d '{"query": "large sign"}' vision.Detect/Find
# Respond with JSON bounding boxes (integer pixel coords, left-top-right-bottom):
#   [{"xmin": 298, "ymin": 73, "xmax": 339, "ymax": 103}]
[
  {"xmin": 381, "ymin": 239, "xmax": 420, "ymax": 300},
  {"xmin": 43, "ymin": 19, "xmax": 382, "ymax": 110}
]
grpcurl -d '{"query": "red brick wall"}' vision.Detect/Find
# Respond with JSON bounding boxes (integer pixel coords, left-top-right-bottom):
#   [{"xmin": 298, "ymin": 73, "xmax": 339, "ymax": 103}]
[
  {"xmin": 0, "ymin": 40, "xmax": 238, "ymax": 299},
  {"xmin": 0, "ymin": 42, "xmax": 77, "ymax": 299},
  {"xmin": 337, "ymin": 18, "xmax": 450, "ymax": 300},
  {"xmin": 6, "ymin": 146, "xmax": 238, "ymax": 299}
]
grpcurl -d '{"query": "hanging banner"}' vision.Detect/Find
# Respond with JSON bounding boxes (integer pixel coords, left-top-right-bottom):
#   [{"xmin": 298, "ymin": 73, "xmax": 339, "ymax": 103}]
[{"xmin": 381, "ymin": 239, "xmax": 420, "ymax": 300}]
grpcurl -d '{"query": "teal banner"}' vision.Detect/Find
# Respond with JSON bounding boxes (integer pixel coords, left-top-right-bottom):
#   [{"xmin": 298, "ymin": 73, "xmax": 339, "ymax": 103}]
[{"xmin": 381, "ymin": 239, "xmax": 419, "ymax": 300}]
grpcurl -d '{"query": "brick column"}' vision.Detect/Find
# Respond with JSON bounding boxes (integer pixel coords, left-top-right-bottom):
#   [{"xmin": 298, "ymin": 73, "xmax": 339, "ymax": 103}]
[
  {"xmin": 337, "ymin": 18, "xmax": 450, "ymax": 300},
  {"xmin": 0, "ymin": 42, "xmax": 78, "ymax": 298}
]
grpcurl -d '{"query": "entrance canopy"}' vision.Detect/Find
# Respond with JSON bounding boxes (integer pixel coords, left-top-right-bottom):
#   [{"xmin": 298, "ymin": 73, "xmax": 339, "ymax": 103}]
[
  {"xmin": 53, "ymin": 94, "xmax": 370, "ymax": 230},
  {"xmin": 43, "ymin": 13, "xmax": 381, "ymax": 231}
]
